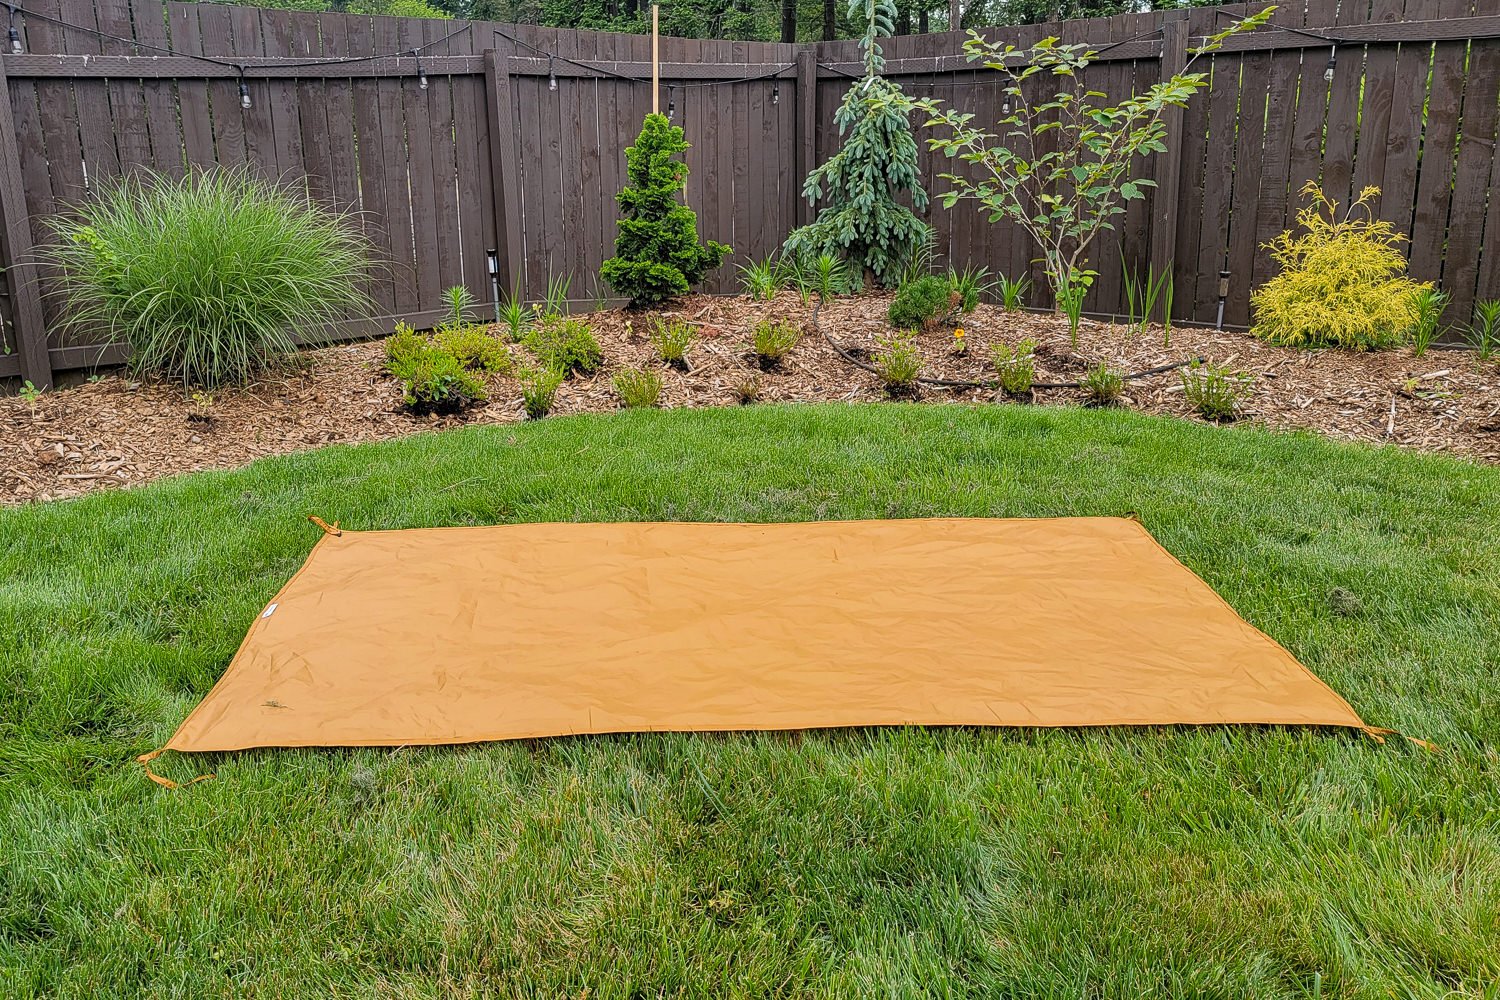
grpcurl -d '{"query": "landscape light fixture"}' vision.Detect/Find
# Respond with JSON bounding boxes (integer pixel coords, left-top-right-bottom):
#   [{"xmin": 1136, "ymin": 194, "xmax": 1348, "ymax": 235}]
[
  {"xmin": 1324, "ymin": 45, "xmax": 1336, "ymax": 83},
  {"xmin": 486, "ymin": 249, "xmax": 501, "ymax": 322},
  {"xmin": 8, "ymin": 4, "xmax": 21, "ymax": 54}
]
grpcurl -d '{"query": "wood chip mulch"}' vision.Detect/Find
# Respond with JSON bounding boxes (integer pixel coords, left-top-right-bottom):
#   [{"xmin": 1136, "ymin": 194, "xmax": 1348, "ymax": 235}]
[{"xmin": 5, "ymin": 291, "xmax": 1499, "ymax": 505}]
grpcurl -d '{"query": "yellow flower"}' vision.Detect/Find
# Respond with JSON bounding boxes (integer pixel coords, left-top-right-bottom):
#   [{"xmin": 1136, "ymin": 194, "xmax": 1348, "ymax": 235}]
[{"xmin": 954, "ymin": 327, "xmax": 965, "ymax": 339}]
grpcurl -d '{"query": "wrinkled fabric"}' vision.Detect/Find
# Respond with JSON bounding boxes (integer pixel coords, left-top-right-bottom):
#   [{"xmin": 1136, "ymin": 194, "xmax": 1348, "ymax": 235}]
[{"xmin": 161, "ymin": 517, "xmax": 1365, "ymax": 752}]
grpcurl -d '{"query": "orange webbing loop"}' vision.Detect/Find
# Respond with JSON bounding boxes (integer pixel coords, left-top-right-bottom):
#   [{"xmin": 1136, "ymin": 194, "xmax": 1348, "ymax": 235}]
[
  {"xmin": 137, "ymin": 748, "xmax": 215, "ymax": 790},
  {"xmin": 1361, "ymin": 726, "xmax": 1440, "ymax": 753},
  {"xmin": 308, "ymin": 516, "xmax": 342, "ymax": 536}
]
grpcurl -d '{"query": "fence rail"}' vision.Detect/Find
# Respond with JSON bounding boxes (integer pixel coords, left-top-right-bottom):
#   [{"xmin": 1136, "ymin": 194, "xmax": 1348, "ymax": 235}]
[{"xmin": 1, "ymin": 0, "xmax": 1497, "ymax": 388}]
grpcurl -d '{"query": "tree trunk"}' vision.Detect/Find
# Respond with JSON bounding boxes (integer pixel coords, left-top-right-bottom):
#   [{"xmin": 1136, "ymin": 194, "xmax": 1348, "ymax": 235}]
[
  {"xmin": 823, "ymin": 0, "xmax": 837, "ymax": 39},
  {"xmin": 949, "ymin": 0, "xmax": 961, "ymax": 30},
  {"xmin": 781, "ymin": 0, "xmax": 797, "ymax": 42},
  {"xmin": 919, "ymin": 5, "xmax": 928, "ymax": 32},
  {"xmin": 896, "ymin": 2, "xmax": 911, "ymax": 35}
]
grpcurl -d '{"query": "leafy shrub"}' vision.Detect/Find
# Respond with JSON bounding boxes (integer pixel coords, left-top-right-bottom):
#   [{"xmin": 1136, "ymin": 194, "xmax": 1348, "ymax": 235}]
[
  {"xmin": 600, "ymin": 113, "xmax": 730, "ymax": 306},
  {"xmin": 888, "ymin": 275, "xmax": 955, "ymax": 329},
  {"xmin": 650, "ymin": 319, "xmax": 695, "ymax": 367},
  {"xmin": 1409, "ymin": 288, "xmax": 1450, "ymax": 358},
  {"xmin": 1081, "ymin": 362, "xmax": 1124, "ymax": 407},
  {"xmin": 752, "ymin": 320, "xmax": 802, "ymax": 367},
  {"xmin": 990, "ymin": 338, "xmax": 1037, "ymax": 396},
  {"xmin": 1467, "ymin": 299, "xmax": 1500, "ymax": 360},
  {"xmin": 949, "ymin": 266, "xmax": 995, "ymax": 314},
  {"xmin": 385, "ymin": 327, "xmax": 487, "ymax": 414},
  {"xmin": 434, "ymin": 325, "xmax": 514, "ymax": 374},
  {"xmin": 874, "ymin": 331, "xmax": 922, "ymax": 397},
  {"xmin": 386, "ymin": 322, "xmax": 427, "ymax": 370},
  {"xmin": 1180, "ymin": 360, "xmax": 1253, "ymax": 422},
  {"xmin": 1251, "ymin": 183, "xmax": 1428, "ymax": 350},
  {"xmin": 519, "ymin": 365, "xmax": 564, "ymax": 419},
  {"xmin": 780, "ymin": 0, "xmax": 928, "ymax": 288},
  {"xmin": 997, "ymin": 274, "xmax": 1029, "ymax": 311},
  {"xmin": 523, "ymin": 316, "xmax": 602, "ymax": 376},
  {"xmin": 612, "ymin": 366, "xmax": 663, "ymax": 408},
  {"xmin": 42, "ymin": 167, "xmax": 371, "ymax": 388}
]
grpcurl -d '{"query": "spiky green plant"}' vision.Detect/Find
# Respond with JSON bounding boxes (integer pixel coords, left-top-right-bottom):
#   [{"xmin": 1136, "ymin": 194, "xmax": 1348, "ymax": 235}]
[
  {"xmin": 41, "ymin": 168, "xmax": 372, "ymax": 389},
  {"xmin": 612, "ymin": 366, "xmax": 663, "ymax": 408},
  {"xmin": 738, "ymin": 258, "xmax": 780, "ymax": 301},
  {"xmin": 781, "ymin": 0, "xmax": 928, "ymax": 288}
]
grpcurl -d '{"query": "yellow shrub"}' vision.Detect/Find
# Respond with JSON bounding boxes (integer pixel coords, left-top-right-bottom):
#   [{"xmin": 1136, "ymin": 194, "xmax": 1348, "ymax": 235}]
[{"xmin": 1250, "ymin": 182, "xmax": 1428, "ymax": 351}]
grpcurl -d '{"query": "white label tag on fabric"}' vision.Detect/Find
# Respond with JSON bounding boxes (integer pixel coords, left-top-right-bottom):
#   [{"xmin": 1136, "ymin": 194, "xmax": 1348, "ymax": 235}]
[{"xmin": 262, "ymin": 603, "xmax": 279, "ymax": 618}]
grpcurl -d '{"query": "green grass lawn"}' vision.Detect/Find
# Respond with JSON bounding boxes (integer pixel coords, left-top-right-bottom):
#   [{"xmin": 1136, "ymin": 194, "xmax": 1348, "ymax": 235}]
[{"xmin": 2, "ymin": 403, "xmax": 1498, "ymax": 998}]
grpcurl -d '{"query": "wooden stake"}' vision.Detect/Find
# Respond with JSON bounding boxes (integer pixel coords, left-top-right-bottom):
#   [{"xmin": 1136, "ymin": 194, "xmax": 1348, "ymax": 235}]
[{"xmin": 651, "ymin": 4, "xmax": 660, "ymax": 115}]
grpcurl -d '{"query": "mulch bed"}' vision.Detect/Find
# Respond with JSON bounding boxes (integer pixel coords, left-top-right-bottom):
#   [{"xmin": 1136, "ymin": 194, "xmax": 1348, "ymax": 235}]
[{"xmin": 5, "ymin": 291, "xmax": 1499, "ymax": 505}]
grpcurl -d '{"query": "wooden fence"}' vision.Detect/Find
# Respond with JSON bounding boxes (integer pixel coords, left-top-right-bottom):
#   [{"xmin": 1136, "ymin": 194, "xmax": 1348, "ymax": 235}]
[{"xmin": 1, "ymin": 0, "xmax": 1497, "ymax": 388}]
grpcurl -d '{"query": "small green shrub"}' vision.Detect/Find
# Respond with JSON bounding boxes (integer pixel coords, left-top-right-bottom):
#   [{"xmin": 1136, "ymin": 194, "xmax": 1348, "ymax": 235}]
[
  {"xmin": 650, "ymin": 319, "xmax": 696, "ymax": 367},
  {"xmin": 1466, "ymin": 299, "xmax": 1500, "ymax": 360},
  {"xmin": 751, "ymin": 320, "xmax": 802, "ymax": 367},
  {"xmin": 990, "ymin": 338, "xmax": 1037, "ymax": 396},
  {"xmin": 519, "ymin": 365, "xmax": 564, "ymax": 419},
  {"xmin": 434, "ymin": 325, "xmax": 514, "ymax": 374},
  {"xmin": 385, "ymin": 327, "xmax": 487, "ymax": 414},
  {"xmin": 42, "ymin": 167, "xmax": 372, "ymax": 388},
  {"xmin": 997, "ymin": 274, "xmax": 1029, "ymax": 312},
  {"xmin": 600, "ymin": 113, "xmax": 730, "ymax": 306},
  {"xmin": 386, "ymin": 322, "xmax": 427, "ymax": 370},
  {"xmin": 523, "ymin": 316, "xmax": 602, "ymax": 376},
  {"xmin": 612, "ymin": 366, "xmax": 663, "ymax": 408},
  {"xmin": 1180, "ymin": 360, "xmax": 1253, "ymax": 422},
  {"xmin": 1251, "ymin": 183, "xmax": 1427, "ymax": 350},
  {"xmin": 1082, "ymin": 362, "xmax": 1124, "ymax": 407},
  {"xmin": 949, "ymin": 266, "xmax": 995, "ymax": 314},
  {"xmin": 888, "ymin": 275, "xmax": 955, "ymax": 329},
  {"xmin": 874, "ymin": 331, "xmax": 922, "ymax": 397},
  {"xmin": 1409, "ymin": 288, "xmax": 1450, "ymax": 358}
]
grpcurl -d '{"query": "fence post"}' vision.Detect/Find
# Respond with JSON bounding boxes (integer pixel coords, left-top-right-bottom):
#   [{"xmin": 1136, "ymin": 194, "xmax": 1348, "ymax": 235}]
[
  {"xmin": 795, "ymin": 47, "xmax": 817, "ymax": 227},
  {"xmin": 483, "ymin": 47, "xmax": 524, "ymax": 299},
  {"xmin": 0, "ymin": 55, "xmax": 52, "ymax": 389},
  {"xmin": 1148, "ymin": 10, "xmax": 1189, "ymax": 316}
]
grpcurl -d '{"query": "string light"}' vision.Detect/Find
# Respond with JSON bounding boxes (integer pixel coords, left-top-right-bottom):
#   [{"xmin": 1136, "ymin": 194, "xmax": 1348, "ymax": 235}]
[
  {"xmin": 1323, "ymin": 44, "xmax": 1336, "ymax": 83},
  {"xmin": 1001, "ymin": 96, "xmax": 1011, "ymax": 115},
  {"xmin": 238, "ymin": 75, "xmax": 251, "ymax": 109},
  {"xmin": 8, "ymin": 4, "xmax": 21, "ymax": 54},
  {"xmin": 548, "ymin": 54, "xmax": 557, "ymax": 92},
  {"xmin": 413, "ymin": 48, "xmax": 428, "ymax": 90},
  {"xmin": 667, "ymin": 86, "xmax": 676, "ymax": 122},
  {"xmin": 771, "ymin": 84, "xmax": 779, "ymax": 106}
]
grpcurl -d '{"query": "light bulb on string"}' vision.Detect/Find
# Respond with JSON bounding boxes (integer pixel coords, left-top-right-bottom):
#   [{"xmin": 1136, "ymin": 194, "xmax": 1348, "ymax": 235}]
[
  {"xmin": 7, "ymin": 4, "xmax": 21, "ymax": 54},
  {"xmin": 548, "ymin": 55, "xmax": 557, "ymax": 92},
  {"xmin": 667, "ymin": 87, "xmax": 676, "ymax": 122},
  {"xmin": 771, "ymin": 84, "xmax": 779, "ymax": 106},
  {"xmin": 414, "ymin": 49, "xmax": 428, "ymax": 90},
  {"xmin": 1324, "ymin": 45, "xmax": 1336, "ymax": 83},
  {"xmin": 239, "ymin": 76, "xmax": 252, "ymax": 109}
]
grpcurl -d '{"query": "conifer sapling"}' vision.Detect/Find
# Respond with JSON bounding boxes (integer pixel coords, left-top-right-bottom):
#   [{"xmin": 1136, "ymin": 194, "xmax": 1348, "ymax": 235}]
[{"xmin": 601, "ymin": 113, "xmax": 730, "ymax": 306}]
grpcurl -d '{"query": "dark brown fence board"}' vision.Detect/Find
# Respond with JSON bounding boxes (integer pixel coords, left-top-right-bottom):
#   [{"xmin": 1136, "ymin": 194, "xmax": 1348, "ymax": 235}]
[
  {"xmin": 0, "ymin": 53, "xmax": 50, "ymax": 386},
  {"xmin": 165, "ymin": 3, "xmax": 216, "ymax": 170},
  {"xmin": 132, "ymin": 0, "xmax": 185, "ymax": 177},
  {"xmin": 1439, "ymin": 35, "xmax": 1500, "ymax": 321},
  {"xmin": 1408, "ymin": 0, "xmax": 1472, "ymax": 284},
  {"xmin": 346, "ymin": 14, "xmax": 395, "ymax": 313}
]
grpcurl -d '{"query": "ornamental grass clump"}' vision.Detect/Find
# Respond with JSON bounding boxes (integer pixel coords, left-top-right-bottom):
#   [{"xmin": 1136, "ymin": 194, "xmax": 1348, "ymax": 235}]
[
  {"xmin": 612, "ymin": 366, "xmax": 663, "ymax": 408},
  {"xmin": 650, "ymin": 319, "xmax": 696, "ymax": 369},
  {"xmin": 600, "ymin": 113, "xmax": 730, "ymax": 306},
  {"xmin": 751, "ymin": 319, "xmax": 802, "ymax": 369},
  {"xmin": 874, "ymin": 331, "xmax": 922, "ymax": 397},
  {"xmin": 1180, "ymin": 360, "xmax": 1253, "ymax": 422},
  {"xmin": 1082, "ymin": 362, "xmax": 1124, "ymax": 407},
  {"xmin": 990, "ymin": 338, "xmax": 1037, "ymax": 397},
  {"xmin": 1251, "ymin": 183, "xmax": 1428, "ymax": 351},
  {"xmin": 43, "ymin": 168, "xmax": 372, "ymax": 389}
]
